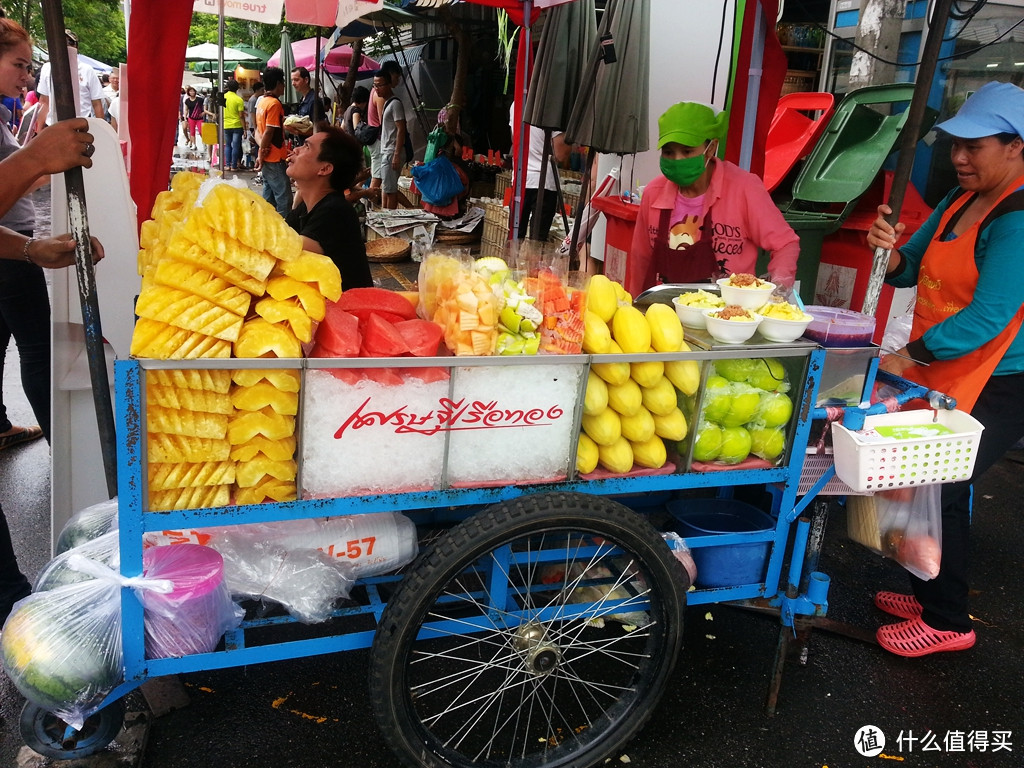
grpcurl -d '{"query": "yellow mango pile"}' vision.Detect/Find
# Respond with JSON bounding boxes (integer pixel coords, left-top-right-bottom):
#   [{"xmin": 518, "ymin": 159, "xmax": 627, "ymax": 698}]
[
  {"xmin": 134, "ymin": 173, "xmax": 342, "ymax": 509},
  {"xmin": 577, "ymin": 275, "xmax": 702, "ymax": 476}
]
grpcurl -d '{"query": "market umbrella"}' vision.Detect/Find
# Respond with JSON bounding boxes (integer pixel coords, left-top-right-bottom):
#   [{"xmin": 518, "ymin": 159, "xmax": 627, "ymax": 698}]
[
  {"xmin": 194, "ymin": 45, "xmax": 271, "ymax": 75},
  {"xmin": 184, "ymin": 42, "xmax": 260, "ymax": 63},
  {"xmin": 268, "ymin": 38, "xmax": 380, "ymax": 75},
  {"xmin": 278, "ymin": 29, "xmax": 298, "ymax": 104}
]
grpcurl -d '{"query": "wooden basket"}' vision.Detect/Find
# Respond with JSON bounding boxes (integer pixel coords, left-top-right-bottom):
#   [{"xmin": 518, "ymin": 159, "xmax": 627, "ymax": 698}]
[
  {"xmin": 365, "ymin": 237, "xmax": 412, "ymax": 263},
  {"xmin": 435, "ymin": 229, "xmax": 481, "ymax": 246}
]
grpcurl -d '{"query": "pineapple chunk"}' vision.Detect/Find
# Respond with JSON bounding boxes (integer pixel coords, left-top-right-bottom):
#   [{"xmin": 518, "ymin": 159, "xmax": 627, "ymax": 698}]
[
  {"xmin": 147, "ymin": 369, "xmax": 232, "ymax": 394},
  {"xmin": 234, "ymin": 318, "xmax": 302, "ymax": 359},
  {"xmin": 146, "ymin": 261, "xmax": 252, "ymax": 317},
  {"xmin": 148, "ymin": 404, "xmax": 229, "ymax": 439},
  {"xmin": 229, "ymin": 434, "xmax": 296, "ymax": 462},
  {"xmin": 266, "ymin": 276, "xmax": 326, "ymax": 321},
  {"xmin": 234, "ymin": 479, "xmax": 297, "ymax": 506},
  {"xmin": 135, "ymin": 285, "xmax": 244, "ymax": 342},
  {"xmin": 150, "ymin": 484, "xmax": 231, "ymax": 512},
  {"xmin": 148, "ymin": 460, "xmax": 236, "ymax": 491},
  {"xmin": 227, "ymin": 406, "xmax": 295, "ymax": 443},
  {"xmin": 169, "ymin": 235, "xmax": 267, "ymax": 295},
  {"xmin": 254, "ymin": 297, "xmax": 313, "ymax": 343},
  {"xmin": 230, "ymin": 369, "xmax": 301, "ymax": 392},
  {"xmin": 230, "ymin": 380, "xmax": 299, "ymax": 415},
  {"xmin": 148, "ymin": 433, "xmax": 232, "ymax": 463},
  {"xmin": 130, "ymin": 318, "xmax": 232, "ymax": 359},
  {"xmin": 147, "ymin": 384, "xmax": 233, "ymax": 415},
  {"xmin": 235, "ymin": 456, "xmax": 297, "ymax": 488},
  {"xmin": 274, "ymin": 251, "xmax": 342, "ymax": 302}
]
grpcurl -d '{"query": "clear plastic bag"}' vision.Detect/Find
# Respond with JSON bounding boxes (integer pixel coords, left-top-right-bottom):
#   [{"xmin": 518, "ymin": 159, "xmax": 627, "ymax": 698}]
[
  {"xmin": 34, "ymin": 530, "xmax": 120, "ymax": 592},
  {"xmin": 846, "ymin": 485, "xmax": 942, "ymax": 580},
  {"xmin": 662, "ymin": 531, "xmax": 698, "ymax": 587},
  {"xmin": 0, "ymin": 555, "xmax": 173, "ymax": 730},
  {"xmin": 55, "ymin": 497, "xmax": 119, "ymax": 554},
  {"xmin": 141, "ymin": 544, "xmax": 243, "ymax": 659}
]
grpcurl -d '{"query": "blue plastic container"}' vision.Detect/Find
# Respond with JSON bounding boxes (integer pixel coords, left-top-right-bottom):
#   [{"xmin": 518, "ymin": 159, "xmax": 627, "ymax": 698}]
[{"xmin": 668, "ymin": 499, "xmax": 775, "ymax": 588}]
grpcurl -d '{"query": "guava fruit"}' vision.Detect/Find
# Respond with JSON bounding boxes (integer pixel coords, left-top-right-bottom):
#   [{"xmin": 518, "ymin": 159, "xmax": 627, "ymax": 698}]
[
  {"xmin": 718, "ymin": 426, "xmax": 752, "ymax": 464},
  {"xmin": 749, "ymin": 426, "xmax": 785, "ymax": 461},
  {"xmin": 701, "ymin": 375, "xmax": 733, "ymax": 424},
  {"xmin": 757, "ymin": 391, "xmax": 793, "ymax": 428},
  {"xmin": 691, "ymin": 422, "xmax": 723, "ymax": 462},
  {"xmin": 714, "ymin": 358, "xmax": 756, "ymax": 383},
  {"xmin": 747, "ymin": 357, "xmax": 787, "ymax": 392},
  {"xmin": 721, "ymin": 385, "xmax": 761, "ymax": 427}
]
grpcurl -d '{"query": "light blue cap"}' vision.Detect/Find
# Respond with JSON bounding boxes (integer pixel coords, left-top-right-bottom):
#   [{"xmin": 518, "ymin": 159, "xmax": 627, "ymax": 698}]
[{"xmin": 935, "ymin": 81, "xmax": 1024, "ymax": 139}]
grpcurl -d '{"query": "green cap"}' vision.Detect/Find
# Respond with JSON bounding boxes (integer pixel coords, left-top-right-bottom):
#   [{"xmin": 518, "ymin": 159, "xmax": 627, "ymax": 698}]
[{"xmin": 658, "ymin": 102, "xmax": 728, "ymax": 148}]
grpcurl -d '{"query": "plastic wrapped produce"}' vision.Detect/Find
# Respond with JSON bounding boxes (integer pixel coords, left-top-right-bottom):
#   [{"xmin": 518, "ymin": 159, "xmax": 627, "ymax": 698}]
[
  {"xmin": 55, "ymin": 498, "xmax": 119, "ymax": 554},
  {"xmin": 0, "ymin": 555, "xmax": 173, "ymax": 730},
  {"xmin": 34, "ymin": 531, "xmax": 120, "ymax": 592},
  {"xmin": 141, "ymin": 544, "xmax": 243, "ymax": 659}
]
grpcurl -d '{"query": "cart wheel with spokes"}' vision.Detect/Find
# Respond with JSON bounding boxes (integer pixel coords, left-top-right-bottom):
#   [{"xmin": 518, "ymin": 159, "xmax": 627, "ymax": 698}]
[
  {"xmin": 20, "ymin": 699, "xmax": 125, "ymax": 760},
  {"xmin": 369, "ymin": 491, "xmax": 688, "ymax": 768}
]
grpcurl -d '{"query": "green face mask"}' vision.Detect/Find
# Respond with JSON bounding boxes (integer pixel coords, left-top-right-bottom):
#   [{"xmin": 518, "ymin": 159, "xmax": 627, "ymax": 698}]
[{"xmin": 660, "ymin": 154, "xmax": 707, "ymax": 187}]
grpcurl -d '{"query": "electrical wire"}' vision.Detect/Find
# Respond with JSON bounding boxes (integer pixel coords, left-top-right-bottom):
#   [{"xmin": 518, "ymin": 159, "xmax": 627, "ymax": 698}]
[
  {"xmin": 711, "ymin": 0, "xmax": 730, "ymax": 103},
  {"xmin": 949, "ymin": 0, "xmax": 987, "ymax": 22}
]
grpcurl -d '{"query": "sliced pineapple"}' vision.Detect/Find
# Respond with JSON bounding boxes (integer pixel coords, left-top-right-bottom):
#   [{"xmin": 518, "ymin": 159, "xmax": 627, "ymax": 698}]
[
  {"xmin": 228, "ymin": 434, "xmax": 296, "ymax": 462},
  {"xmin": 147, "ymin": 369, "xmax": 232, "ymax": 394},
  {"xmin": 253, "ymin": 296, "xmax": 313, "ymax": 343},
  {"xmin": 265, "ymin": 276, "xmax": 326, "ymax": 321},
  {"xmin": 130, "ymin": 318, "xmax": 232, "ymax": 359},
  {"xmin": 146, "ymin": 384, "xmax": 234, "ymax": 415},
  {"xmin": 234, "ymin": 479, "xmax": 297, "ymax": 506},
  {"xmin": 235, "ymin": 456, "xmax": 297, "ymax": 488},
  {"xmin": 145, "ymin": 261, "xmax": 252, "ymax": 317},
  {"xmin": 230, "ymin": 368, "xmax": 301, "ymax": 392},
  {"xmin": 230, "ymin": 380, "xmax": 299, "ymax": 415},
  {"xmin": 169, "ymin": 235, "xmax": 267, "ymax": 295},
  {"xmin": 227, "ymin": 406, "xmax": 295, "ymax": 443},
  {"xmin": 149, "ymin": 484, "xmax": 231, "ymax": 512},
  {"xmin": 233, "ymin": 318, "xmax": 302, "ymax": 359},
  {"xmin": 273, "ymin": 250, "xmax": 342, "ymax": 302},
  {"xmin": 147, "ymin": 403, "xmax": 229, "ymax": 439},
  {"xmin": 148, "ymin": 460, "xmax": 236, "ymax": 491},
  {"xmin": 147, "ymin": 433, "xmax": 232, "ymax": 463}
]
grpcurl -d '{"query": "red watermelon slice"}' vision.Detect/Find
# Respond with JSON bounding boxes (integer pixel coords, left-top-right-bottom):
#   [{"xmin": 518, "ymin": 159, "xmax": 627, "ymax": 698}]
[
  {"xmin": 362, "ymin": 367, "xmax": 405, "ymax": 386},
  {"xmin": 360, "ymin": 314, "xmax": 410, "ymax": 357},
  {"xmin": 338, "ymin": 287, "xmax": 418, "ymax": 321},
  {"xmin": 315, "ymin": 304, "xmax": 361, "ymax": 357},
  {"xmin": 394, "ymin": 319, "xmax": 443, "ymax": 357},
  {"xmin": 346, "ymin": 307, "xmax": 410, "ymax": 327},
  {"xmin": 403, "ymin": 366, "xmax": 450, "ymax": 383}
]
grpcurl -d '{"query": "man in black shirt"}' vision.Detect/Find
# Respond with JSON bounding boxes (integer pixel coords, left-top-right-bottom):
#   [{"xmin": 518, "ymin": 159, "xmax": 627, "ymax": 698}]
[{"xmin": 285, "ymin": 125, "xmax": 373, "ymax": 291}]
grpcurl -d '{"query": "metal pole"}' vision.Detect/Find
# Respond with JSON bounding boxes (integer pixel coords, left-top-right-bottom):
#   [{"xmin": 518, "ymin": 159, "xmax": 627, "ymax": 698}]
[
  {"xmin": 217, "ymin": 0, "xmax": 225, "ymax": 173},
  {"xmin": 862, "ymin": 0, "xmax": 955, "ymax": 316},
  {"xmin": 510, "ymin": 0, "xmax": 533, "ymax": 241},
  {"xmin": 40, "ymin": 0, "xmax": 118, "ymax": 497}
]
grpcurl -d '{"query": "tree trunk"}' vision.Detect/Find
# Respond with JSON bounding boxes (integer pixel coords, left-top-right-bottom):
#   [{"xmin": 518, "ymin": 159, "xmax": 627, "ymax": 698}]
[
  {"xmin": 337, "ymin": 38, "xmax": 364, "ymax": 111},
  {"xmin": 440, "ymin": 8, "xmax": 471, "ymax": 135},
  {"xmin": 849, "ymin": 0, "xmax": 907, "ymax": 88}
]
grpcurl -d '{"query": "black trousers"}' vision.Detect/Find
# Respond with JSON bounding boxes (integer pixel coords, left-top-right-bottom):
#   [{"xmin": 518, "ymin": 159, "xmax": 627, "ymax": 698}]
[
  {"xmin": 910, "ymin": 371, "xmax": 1024, "ymax": 632},
  {"xmin": 0, "ymin": 503, "xmax": 31, "ymax": 624},
  {"xmin": 516, "ymin": 187, "xmax": 559, "ymax": 241}
]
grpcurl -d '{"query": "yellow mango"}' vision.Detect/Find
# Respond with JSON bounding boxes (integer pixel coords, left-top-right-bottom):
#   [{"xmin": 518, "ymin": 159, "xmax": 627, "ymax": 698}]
[
  {"xmin": 597, "ymin": 436, "xmax": 634, "ymax": 474},
  {"xmin": 586, "ymin": 275, "xmax": 619, "ymax": 323},
  {"xmin": 645, "ymin": 302, "xmax": 684, "ymax": 352},
  {"xmin": 591, "ymin": 339, "xmax": 631, "ymax": 386},
  {"xmin": 641, "ymin": 376, "xmax": 677, "ymax": 416},
  {"xmin": 631, "ymin": 434, "xmax": 668, "ymax": 469},
  {"xmin": 576, "ymin": 433, "xmax": 599, "ymax": 475},
  {"xmin": 583, "ymin": 371, "xmax": 609, "ymax": 416},
  {"xmin": 664, "ymin": 359, "xmax": 701, "ymax": 397},
  {"xmin": 619, "ymin": 406, "xmax": 656, "ymax": 443},
  {"xmin": 611, "ymin": 304, "xmax": 650, "ymax": 353},
  {"xmin": 653, "ymin": 407, "xmax": 688, "ymax": 441},
  {"xmin": 581, "ymin": 408, "xmax": 621, "ymax": 447},
  {"xmin": 582, "ymin": 310, "xmax": 612, "ymax": 354},
  {"xmin": 606, "ymin": 378, "xmax": 643, "ymax": 417}
]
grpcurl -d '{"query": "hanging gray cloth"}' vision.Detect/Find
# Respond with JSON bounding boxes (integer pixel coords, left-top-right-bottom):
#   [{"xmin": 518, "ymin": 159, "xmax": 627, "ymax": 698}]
[
  {"xmin": 523, "ymin": 0, "xmax": 598, "ymax": 131},
  {"xmin": 565, "ymin": 0, "xmax": 650, "ymax": 155}
]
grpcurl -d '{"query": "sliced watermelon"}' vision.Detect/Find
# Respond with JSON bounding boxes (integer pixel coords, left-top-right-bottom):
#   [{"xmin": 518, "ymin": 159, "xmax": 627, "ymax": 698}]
[
  {"xmin": 402, "ymin": 366, "xmax": 450, "ymax": 383},
  {"xmin": 326, "ymin": 367, "xmax": 366, "ymax": 386},
  {"xmin": 360, "ymin": 314, "xmax": 411, "ymax": 358},
  {"xmin": 338, "ymin": 287, "xmax": 418, "ymax": 321},
  {"xmin": 394, "ymin": 319, "xmax": 443, "ymax": 357},
  {"xmin": 346, "ymin": 307, "xmax": 410, "ymax": 327},
  {"xmin": 315, "ymin": 304, "xmax": 361, "ymax": 357},
  {"xmin": 363, "ymin": 367, "xmax": 406, "ymax": 386}
]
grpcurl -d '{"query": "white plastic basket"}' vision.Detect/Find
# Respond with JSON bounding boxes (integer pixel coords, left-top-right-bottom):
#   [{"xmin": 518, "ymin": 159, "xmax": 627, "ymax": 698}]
[{"xmin": 832, "ymin": 409, "xmax": 984, "ymax": 493}]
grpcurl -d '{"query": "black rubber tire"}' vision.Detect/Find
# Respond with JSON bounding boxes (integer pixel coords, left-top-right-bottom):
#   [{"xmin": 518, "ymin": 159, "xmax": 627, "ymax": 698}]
[
  {"xmin": 369, "ymin": 491, "xmax": 688, "ymax": 768},
  {"xmin": 20, "ymin": 698, "xmax": 125, "ymax": 760}
]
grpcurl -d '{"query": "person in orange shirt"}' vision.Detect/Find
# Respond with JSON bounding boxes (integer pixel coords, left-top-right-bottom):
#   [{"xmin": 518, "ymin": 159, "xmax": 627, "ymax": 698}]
[{"xmin": 254, "ymin": 66, "xmax": 292, "ymax": 216}]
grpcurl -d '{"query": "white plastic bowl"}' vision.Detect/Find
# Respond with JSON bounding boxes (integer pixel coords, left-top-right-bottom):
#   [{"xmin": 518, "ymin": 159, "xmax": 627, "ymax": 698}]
[
  {"xmin": 717, "ymin": 277, "xmax": 776, "ymax": 310},
  {"xmin": 755, "ymin": 311, "xmax": 814, "ymax": 343},
  {"xmin": 672, "ymin": 296, "xmax": 713, "ymax": 329},
  {"xmin": 702, "ymin": 307, "xmax": 763, "ymax": 344}
]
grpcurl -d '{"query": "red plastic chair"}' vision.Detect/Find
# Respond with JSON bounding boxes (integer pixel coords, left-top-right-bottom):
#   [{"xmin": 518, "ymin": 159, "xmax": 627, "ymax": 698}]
[{"xmin": 763, "ymin": 92, "xmax": 835, "ymax": 192}]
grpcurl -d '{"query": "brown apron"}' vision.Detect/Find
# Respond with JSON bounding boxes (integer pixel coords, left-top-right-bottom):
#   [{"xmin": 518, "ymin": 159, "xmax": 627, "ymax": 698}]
[
  {"xmin": 899, "ymin": 175, "xmax": 1024, "ymax": 413},
  {"xmin": 650, "ymin": 204, "xmax": 721, "ymax": 285}
]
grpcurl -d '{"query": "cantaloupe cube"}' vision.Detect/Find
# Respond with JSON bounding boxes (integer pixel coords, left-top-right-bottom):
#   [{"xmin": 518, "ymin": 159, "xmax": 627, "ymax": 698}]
[{"xmin": 459, "ymin": 311, "xmax": 479, "ymax": 332}]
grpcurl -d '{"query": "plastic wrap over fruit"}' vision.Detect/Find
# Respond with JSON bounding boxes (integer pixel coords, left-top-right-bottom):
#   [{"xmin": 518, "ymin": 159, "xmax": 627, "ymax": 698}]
[{"xmin": 55, "ymin": 497, "xmax": 119, "ymax": 554}]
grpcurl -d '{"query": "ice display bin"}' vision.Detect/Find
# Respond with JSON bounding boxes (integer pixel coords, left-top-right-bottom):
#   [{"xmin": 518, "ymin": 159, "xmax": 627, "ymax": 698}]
[{"xmin": 590, "ymin": 196, "xmax": 639, "ymax": 285}]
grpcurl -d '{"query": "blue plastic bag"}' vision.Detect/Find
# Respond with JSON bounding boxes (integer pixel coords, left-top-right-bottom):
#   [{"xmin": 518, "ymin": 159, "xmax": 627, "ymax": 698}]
[{"xmin": 410, "ymin": 156, "xmax": 464, "ymax": 206}]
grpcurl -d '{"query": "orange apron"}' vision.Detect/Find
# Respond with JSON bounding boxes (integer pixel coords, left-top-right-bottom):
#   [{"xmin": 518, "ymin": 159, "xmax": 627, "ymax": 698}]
[{"xmin": 899, "ymin": 176, "xmax": 1024, "ymax": 413}]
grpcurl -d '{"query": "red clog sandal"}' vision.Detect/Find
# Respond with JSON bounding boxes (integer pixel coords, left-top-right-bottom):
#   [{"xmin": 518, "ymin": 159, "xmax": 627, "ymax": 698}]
[
  {"xmin": 874, "ymin": 591, "xmax": 923, "ymax": 619},
  {"xmin": 877, "ymin": 617, "xmax": 976, "ymax": 658}
]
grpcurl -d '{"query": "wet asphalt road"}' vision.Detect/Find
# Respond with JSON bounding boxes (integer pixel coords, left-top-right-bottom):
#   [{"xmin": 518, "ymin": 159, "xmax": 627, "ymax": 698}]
[{"xmin": 2, "ymin": 184, "xmax": 1022, "ymax": 768}]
